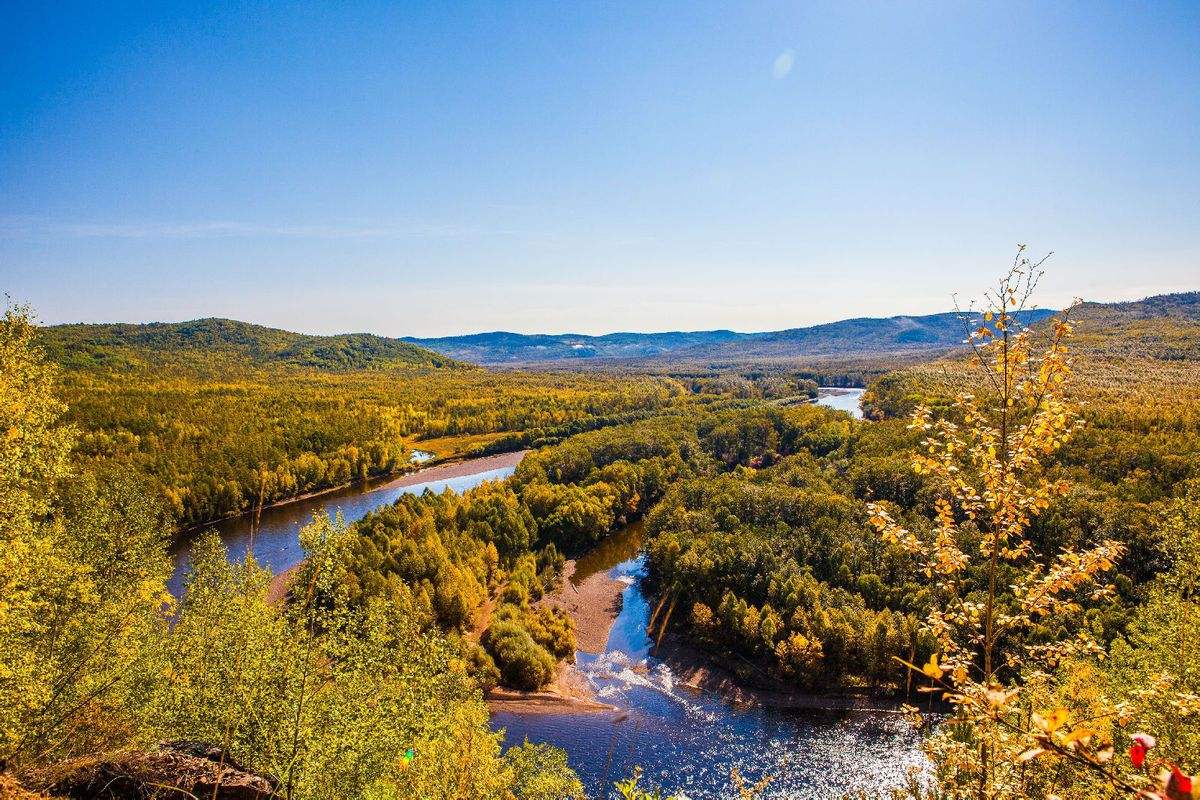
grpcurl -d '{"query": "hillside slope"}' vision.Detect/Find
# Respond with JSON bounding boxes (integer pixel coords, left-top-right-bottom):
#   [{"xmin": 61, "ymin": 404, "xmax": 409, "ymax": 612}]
[
  {"xmin": 32, "ymin": 317, "xmax": 685, "ymax": 529},
  {"xmin": 865, "ymin": 291, "xmax": 1200, "ymax": 419},
  {"xmin": 407, "ymin": 310, "xmax": 1058, "ymax": 366},
  {"xmin": 404, "ymin": 329, "xmax": 742, "ymax": 363},
  {"xmin": 41, "ymin": 318, "xmax": 463, "ymax": 372},
  {"xmin": 1068, "ymin": 291, "xmax": 1200, "ymax": 361}
]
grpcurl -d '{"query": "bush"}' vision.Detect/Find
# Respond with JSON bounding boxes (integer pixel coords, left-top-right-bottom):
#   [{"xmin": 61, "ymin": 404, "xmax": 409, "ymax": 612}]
[
  {"xmin": 483, "ymin": 620, "xmax": 557, "ymax": 690},
  {"xmin": 505, "ymin": 741, "xmax": 585, "ymax": 799},
  {"xmin": 524, "ymin": 606, "xmax": 576, "ymax": 660},
  {"xmin": 465, "ymin": 643, "xmax": 501, "ymax": 693}
]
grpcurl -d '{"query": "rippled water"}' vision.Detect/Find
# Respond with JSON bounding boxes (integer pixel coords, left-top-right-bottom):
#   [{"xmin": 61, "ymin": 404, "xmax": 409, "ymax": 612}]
[{"xmin": 493, "ymin": 528, "xmax": 927, "ymax": 799}]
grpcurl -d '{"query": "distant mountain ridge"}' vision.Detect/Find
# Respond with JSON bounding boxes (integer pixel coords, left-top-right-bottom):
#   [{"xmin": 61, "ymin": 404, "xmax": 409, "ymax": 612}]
[
  {"xmin": 39, "ymin": 292, "xmax": 1197, "ymax": 371},
  {"xmin": 403, "ymin": 329, "xmax": 743, "ymax": 363},
  {"xmin": 41, "ymin": 317, "xmax": 462, "ymax": 372},
  {"xmin": 405, "ymin": 310, "xmax": 1059, "ymax": 365},
  {"xmin": 1074, "ymin": 291, "xmax": 1200, "ymax": 322}
]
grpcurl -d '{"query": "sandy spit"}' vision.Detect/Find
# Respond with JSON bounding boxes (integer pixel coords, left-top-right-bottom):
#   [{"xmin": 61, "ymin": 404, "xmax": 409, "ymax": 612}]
[
  {"xmin": 485, "ymin": 559, "xmax": 629, "ymax": 714},
  {"xmin": 487, "ymin": 662, "xmax": 615, "ymax": 714},
  {"xmin": 536, "ymin": 560, "xmax": 626, "ymax": 655}
]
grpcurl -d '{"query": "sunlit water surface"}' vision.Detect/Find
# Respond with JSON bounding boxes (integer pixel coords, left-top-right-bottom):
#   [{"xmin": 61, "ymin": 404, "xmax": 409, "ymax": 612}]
[
  {"xmin": 167, "ymin": 459, "xmax": 517, "ymax": 595},
  {"xmin": 492, "ymin": 388, "xmax": 926, "ymax": 798},
  {"xmin": 493, "ymin": 543, "xmax": 925, "ymax": 798},
  {"xmin": 814, "ymin": 387, "xmax": 865, "ymax": 419}
]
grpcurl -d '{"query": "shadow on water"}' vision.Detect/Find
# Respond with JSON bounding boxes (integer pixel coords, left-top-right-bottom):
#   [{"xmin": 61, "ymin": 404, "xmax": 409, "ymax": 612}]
[
  {"xmin": 494, "ymin": 545, "xmax": 926, "ymax": 798},
  {"xmin": 571, "ymin": 521, "xmax": 645, "ymax": 585}
]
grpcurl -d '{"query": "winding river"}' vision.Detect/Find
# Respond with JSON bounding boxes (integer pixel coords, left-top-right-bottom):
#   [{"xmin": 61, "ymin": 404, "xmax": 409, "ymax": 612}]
[
  {"xmin": 488, "ymin": 386, "xmax": 927, "ymax": 798},
  {"xmin": 168, "ymin": 388, "xmax": 923, "ymax": 796},
  {"xmin": 493, "ymin": 523, "xmax": 924, "ymax": 798},
  {"xmin": 167, "ymin": 450, "xmax": 524, "ymax": 595},
  {"xmin": 168, "ymin": 389, "xmax": 864, "ymax": 592}
]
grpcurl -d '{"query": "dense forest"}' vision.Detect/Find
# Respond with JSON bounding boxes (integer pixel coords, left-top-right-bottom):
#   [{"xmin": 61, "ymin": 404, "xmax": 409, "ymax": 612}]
[
  {"xmin": 327, "ymin": 276, "xmax": 1200, "ymax": 798},
  {"xmin": 641, "ymin": 289, "xmax": 1200, "ymax": 692},
  {"xmin": 37, "ymin": 320, "xmax": 693, "ymax": 529},
  {"xmin": 3, "ymin": 275, "xmax": 1199, "ymax": 800},
  {"xmin": 37, "ymin": 319, "xmax": 832, "ymax": 533}
]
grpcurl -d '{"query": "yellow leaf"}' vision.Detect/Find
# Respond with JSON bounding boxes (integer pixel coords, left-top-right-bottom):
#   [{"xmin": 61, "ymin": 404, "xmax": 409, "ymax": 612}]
[
  {"xmin": 1061, "ymin": 727, "xmax": 1094, "ymax": 746},
  {"xmin": 922, "ymin": 653, "xmax": 944, "ymax": 681},
  {"xmin": 1037, "ymin": 707, "xmax": 1069, "ymax": 733}
]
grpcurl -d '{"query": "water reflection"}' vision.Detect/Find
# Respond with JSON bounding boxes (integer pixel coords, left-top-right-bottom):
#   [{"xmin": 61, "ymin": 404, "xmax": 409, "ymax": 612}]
[
  {"xmin": 494, "ymin": 527, "xmax": 926, "ymax": 798},
  {"xmin": 167, "ymin": 457, "xmax": 520, "ymax": 595},
  {"xmin": 571, "ymin": 521, "xmax": 645, "ymax": 585},
  {"xmin": 815, "ymin": 387, "xmax": 865, "ymax": 419}
]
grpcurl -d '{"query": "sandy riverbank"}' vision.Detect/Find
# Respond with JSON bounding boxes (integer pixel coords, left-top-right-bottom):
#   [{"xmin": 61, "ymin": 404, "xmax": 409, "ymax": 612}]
[
  {"xmin": 536, "ymin": 559, "xmax": 627, "ymax": 655},
  {"xmin": 487, "ymin": 662, "xmax": 615, "ymax": 714},
  {"xmin": 485, "ymin": 557, "xmax": 630, "ymax": 713},
  {"xmin": 369, "ymin": 450, "xmax": 527, "ymax": 493},
  {"xmin": 265, "ymin": 563, "xmax": 300, "ymax": 604}
]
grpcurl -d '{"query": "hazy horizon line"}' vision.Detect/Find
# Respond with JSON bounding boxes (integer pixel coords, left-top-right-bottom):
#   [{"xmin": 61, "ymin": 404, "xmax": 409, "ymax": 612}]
[{"xmin": 28, "ymin": 287, "xmax": 1198, "ymax": 342}]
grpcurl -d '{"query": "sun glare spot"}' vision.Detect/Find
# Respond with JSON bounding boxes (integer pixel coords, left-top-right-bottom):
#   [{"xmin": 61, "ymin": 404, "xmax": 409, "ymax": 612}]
[{"xmin": 772, "ymin": 48, "xmax": 795, "ymax": 79}]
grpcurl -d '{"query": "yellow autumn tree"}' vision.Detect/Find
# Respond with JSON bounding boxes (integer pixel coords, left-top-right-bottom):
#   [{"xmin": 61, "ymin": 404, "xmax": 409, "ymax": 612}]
[
  {"xmin": 0, "ymin": 304, "xmax": 171, "ymax": 770},
  {"xmin": 865, "ymin": 251, "xmax": 1176, "ymax": 799}
]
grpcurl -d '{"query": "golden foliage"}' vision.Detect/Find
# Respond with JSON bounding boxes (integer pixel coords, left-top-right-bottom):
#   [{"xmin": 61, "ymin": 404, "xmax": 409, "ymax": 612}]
[{"xmin": 865, "ymin": 253, "xmax": 1185, "ymax": 799}]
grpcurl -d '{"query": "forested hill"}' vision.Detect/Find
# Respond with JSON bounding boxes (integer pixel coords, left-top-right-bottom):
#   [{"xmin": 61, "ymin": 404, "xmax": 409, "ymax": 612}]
[
  {"xmin": 866, "ymin": 291, "xmax": 1200, "ymax": 420},
  {"xmin": 30, "ymin": 315, "xmax": 686, "ymax": 529},
  {"xmin": 405, "ymin": 309, "xmax": 1057, "ymax": 365},
  {"xmin": 403, "ymin": 329, "xmax": 742, "ymax": 363},
  {"xmin": 40, "ymin": 317, "xmax": 464, "ymax": 372},
  {"xmin": 1078, "ymin": 290, "xmax": 1200, "ymax": 322},
  {"xmin": 1069, "ymin": 291, "xmax": 1200, "ymax": 360}
]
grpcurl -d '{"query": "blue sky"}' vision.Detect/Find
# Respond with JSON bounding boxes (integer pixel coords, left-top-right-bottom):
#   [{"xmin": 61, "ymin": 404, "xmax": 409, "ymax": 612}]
[{"xmin": 2, "ymin": 1, "xmax": 1197, "ymax": 336}]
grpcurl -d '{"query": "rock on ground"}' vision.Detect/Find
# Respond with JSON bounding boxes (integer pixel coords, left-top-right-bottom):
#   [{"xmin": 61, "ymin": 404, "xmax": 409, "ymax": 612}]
[{"xmin": 33, "ymin": 741, "xmax": 274, "ymax": 800}]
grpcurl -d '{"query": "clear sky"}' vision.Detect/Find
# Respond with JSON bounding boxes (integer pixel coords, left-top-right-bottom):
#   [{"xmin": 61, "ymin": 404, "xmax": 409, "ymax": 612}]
[{"xmin": 2, "ymin": 1, "xmax": 1197, "ymax": 337}]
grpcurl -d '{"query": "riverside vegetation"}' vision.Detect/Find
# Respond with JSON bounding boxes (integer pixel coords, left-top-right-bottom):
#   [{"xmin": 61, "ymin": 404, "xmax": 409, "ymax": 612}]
[
  {"xmin": 40, "ymin": 318, "xmax": 684, "ymax": 528},
  {"xmin": 0, "ymin": 306, "xmax": 586, "ymax": 799},
  {"xmin": 2, "ymin": 256, "xmax": 1198, "ymax": 798}
]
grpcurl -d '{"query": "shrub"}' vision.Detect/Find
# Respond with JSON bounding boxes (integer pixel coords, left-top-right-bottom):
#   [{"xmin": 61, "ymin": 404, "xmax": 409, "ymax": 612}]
[
  {"xmin": 483, "ymin": 620, "xmax": 557, "ymax": 690},
  {"xmin": 465, "ymin": 643, "xmax": 501, "ymax": 693}
]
